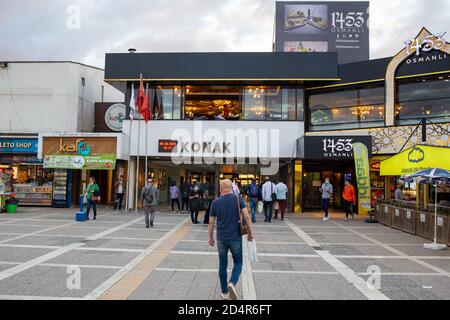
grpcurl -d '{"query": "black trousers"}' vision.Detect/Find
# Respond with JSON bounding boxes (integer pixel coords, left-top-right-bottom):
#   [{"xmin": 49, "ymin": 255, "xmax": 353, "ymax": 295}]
[
  {"xmin": 171, "ymin": 198, "xmax": 180, "ymax": 211},
  {"xmin": 343, "ymin": 200, "xmax": 353, "ymax": 218},
  {"xmin": 263, "ymin": 201, "xmax": 273, "ymax": 222},
  {"xmin": 114, "ymin": 193, "xmax": 124, "ymax": 210},
  {"xmin": 191, "ymin": 210, "xmax": 199, "ymax": 223},
  {"xmin": 181, "ymin": 197, "xmax": 190, "ymax": 211}
]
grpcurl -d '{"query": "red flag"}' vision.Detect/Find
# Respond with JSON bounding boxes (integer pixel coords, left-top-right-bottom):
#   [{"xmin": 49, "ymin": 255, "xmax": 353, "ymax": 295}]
[{"xmin": 136, "ymin": 76, "xmax": 146, "ymax": 117}]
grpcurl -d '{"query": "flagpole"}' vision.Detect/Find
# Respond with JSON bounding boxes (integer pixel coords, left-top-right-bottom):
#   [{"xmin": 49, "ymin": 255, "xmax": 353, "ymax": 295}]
[
  {"xmin": 125, "ymin": 84, "xmax": 134, "ymax": 212},
  {"xmin": 145, "ymin": 84, "xmax": 149, "ymax": 187},
  {"xmin": 135, "ymin": 75, "xmax": 142, "ymax": 213}
]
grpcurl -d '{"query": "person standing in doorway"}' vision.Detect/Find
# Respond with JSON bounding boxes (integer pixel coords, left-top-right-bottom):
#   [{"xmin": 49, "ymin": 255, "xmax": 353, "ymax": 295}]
[
  {"xmin": 180, "ymin": 179, "xmax": 190, "ymax": 214},
  {"xmin": 85, "ymin": 177, "xmax": 100, "ymax": 220},
  {"xmin": 394, "ymin": 184, "xmax": 404, "ymax": 201},
  {"xmin": 275, "ymin": 180, "xmax": 288, "ymax": 221},
  {"xmin": 208, "ymin": 179, "xmax": 254, "ymax": 300},
  {"xmin": 189, "ymin": 181, "xmax": 201, "ymax": 224},
  {"xmin": 244, "ymin": 179, "xmax": 260, "ymax": 223},
  {"xmin": 261, "ymin": 177, "xmax": 276, "ymax": 223},
  {"xmin": 141, "ymin": 179, "xmax": 159, "ymax": 228},
  {"xmin": 342, "ymin": 180, "xmax": 356, "ymax": 222},
  {"xmin": 320, "ymin": 178, "xmax": 333, "ymax": 221},
  {"xmin": 113, "ymin": 175, "xmax": 126, "ymax": 212},
  {"xmin": 170, "ymin": 182, "xmax": 180, "ymax": 213}
]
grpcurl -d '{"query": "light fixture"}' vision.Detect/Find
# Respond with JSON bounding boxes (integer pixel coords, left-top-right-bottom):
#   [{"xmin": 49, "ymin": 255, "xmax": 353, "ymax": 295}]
[
  {"xmin": 0, "ymin": 62, "xmax": 7, "ymax": 68},
  {"xmin": 128, "ymin": 48, "xmax": 137, "ymax": 53}
]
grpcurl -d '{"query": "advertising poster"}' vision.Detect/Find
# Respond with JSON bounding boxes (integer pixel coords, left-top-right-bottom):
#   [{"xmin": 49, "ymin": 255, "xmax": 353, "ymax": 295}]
[
  {"xmin": 275, "ymin": 1, "xmax": 370, "ymax": 64},
  {"xmin": 353, "ymin": 143, "xmax": 371, "ymax": 211},
  {"xmin": 44, "ymin": 155, "xmax": 116, "ymax": 170}
]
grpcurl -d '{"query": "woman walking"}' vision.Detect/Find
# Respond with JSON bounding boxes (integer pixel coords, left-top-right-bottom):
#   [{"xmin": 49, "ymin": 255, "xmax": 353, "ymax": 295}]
[
  {"xmin": 170, "ymin": 182, "xmax": 180, "ymax": 213},
  {"xmin": 85, "ymin": 177, "xmax": 100, "ymax": 220},
  {"xmin": 342, "ymin": 180, "xmax": 356, "ymax": 222}
]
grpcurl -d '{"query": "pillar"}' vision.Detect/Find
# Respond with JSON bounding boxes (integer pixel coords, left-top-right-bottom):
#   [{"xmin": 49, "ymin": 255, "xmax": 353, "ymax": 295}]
[
  {"xmin": 107, "ymin": 169, "xmax": 113, "ymax": 204},
  {"xmin": 294, "ymin": 160, "xmax": 303, "ymax": 214}
]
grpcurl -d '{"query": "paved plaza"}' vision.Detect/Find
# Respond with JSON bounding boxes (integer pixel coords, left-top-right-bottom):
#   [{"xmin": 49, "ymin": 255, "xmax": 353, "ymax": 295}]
[{"xmin": 0, "ymin": 207, "xmax": 449, "ymax": 300}]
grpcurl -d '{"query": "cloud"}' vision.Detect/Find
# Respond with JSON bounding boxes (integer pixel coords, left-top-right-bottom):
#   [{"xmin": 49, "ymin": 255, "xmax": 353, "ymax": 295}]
[{"xmin": 0, "ymin": 0, "xmax": 449, "ymax": 68}]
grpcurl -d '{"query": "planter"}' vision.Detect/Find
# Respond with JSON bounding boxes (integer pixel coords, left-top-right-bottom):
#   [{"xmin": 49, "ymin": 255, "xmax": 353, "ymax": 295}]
[
  {"xmin": 403, "ymin": 209, "xmax": 417, "ymax": 235},
  {"xmin": 416, "ymin": 211, "xmax": 433, "ymax": 240}
]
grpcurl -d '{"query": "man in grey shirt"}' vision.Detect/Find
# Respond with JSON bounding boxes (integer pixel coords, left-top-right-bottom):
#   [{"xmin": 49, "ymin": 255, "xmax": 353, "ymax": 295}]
[
  {"xmin": 141, "ymin": 178, "xmax": 159, "ymax": 228},
  {"xmin": 320, "ymin": 178, "xmax": 333, "ymax": 221},
  {"xmin": 394, "ymin": 184, "xmax": 404, "ymax": 201}
]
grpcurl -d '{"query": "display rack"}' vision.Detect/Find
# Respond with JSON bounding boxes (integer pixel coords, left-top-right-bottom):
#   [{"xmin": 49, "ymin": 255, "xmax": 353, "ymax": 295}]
[{"xmin": 13, "ymin": 184, "xmax": 52, "ymax": 206}]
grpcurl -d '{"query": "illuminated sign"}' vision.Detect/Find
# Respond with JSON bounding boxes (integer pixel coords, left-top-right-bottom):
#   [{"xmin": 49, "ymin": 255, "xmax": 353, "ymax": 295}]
[{"xmin": 158, "ymin": 140, "xmax": 178, "ymax": 153}]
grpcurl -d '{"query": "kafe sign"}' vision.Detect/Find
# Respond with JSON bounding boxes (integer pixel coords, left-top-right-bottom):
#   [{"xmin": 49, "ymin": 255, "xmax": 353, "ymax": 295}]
[
  {"xmin": 105, "ymin": 103, "xmax": 126, "ymax": 132},
  {"xmin": 300, "ymin": 135, "xmax": 372, "ymax": 159}
]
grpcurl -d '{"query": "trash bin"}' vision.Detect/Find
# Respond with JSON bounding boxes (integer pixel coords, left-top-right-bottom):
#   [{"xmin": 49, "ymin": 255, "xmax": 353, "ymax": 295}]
[{"xmin": 5, "ymin": 198, "xmax": 19, "ymax": 214}]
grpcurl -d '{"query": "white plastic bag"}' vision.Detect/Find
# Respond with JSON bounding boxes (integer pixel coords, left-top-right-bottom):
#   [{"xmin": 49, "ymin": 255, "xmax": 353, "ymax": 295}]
[
  {"xmin": 257, "ymin": 201, "xmax": 263, "ymax": 214},
  {"xmin": 274, "ymin": 201, "xmax": 279, "ymax": 210},
  {"xmin": 82, "ymin": 194, "xmax": 87, "ymax": 204},
  {"xmin": 248, "ymin": 239, "xmax": 257, "ymax": 262}
]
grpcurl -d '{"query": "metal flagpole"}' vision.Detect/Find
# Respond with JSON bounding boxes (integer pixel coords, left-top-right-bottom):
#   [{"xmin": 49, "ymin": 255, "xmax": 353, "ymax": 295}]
[
  {"xmin": 145, "ymin": 84, "xmax": 149, "ymax": 185},
  {"xmin": 125, "ymin": 84, "xmax": 134, "ymax": 212},
  {"xmin": 135, "ymin": 75, "xmax": 142, "ymax": 213}
]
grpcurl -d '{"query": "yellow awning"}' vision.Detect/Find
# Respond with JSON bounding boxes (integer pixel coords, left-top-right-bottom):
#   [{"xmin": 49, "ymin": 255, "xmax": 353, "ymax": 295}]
[{"xmin": 380, "ymin": 145, "xmax": 450, "ymax": 176}]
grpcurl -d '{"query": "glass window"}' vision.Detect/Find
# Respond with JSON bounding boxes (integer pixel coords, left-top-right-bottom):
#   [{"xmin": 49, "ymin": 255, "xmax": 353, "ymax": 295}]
[
  {"xmin": 243, "ymin": 87, "xmax": 266, "ymax": 120},
  {"xmin": 267, "ymin": 87, "xmax": 282, "ymax": 120},
  {"xmin": 282, "ymin": 89, "xmax": 296, "ymax": 120},
  {"xmin": 297, "ymin": 89, "xmax": 304, "ymax": 121}
]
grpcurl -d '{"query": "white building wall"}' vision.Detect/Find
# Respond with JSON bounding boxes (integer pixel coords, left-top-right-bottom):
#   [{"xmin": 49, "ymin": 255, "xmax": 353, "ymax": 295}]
[{"xmin": 0, "ymin": 62, "xmax": 124, "ymax": 134}]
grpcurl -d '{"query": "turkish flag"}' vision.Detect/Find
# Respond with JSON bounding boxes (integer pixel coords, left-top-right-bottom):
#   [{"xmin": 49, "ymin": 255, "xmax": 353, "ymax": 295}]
[{"xmin": 135, "ymin": 76, "xmax": 146, "ymax": 116}]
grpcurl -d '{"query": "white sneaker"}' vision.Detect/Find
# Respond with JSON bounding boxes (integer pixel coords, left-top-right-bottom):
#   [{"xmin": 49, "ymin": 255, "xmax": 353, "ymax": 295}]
[
  {"xmin": 220, "ymin": 293, "xmax": 229, "ymax": 300},
  {"xmin": 227, "ymin": 283, "xmax": 237, "ymax": 300},
  {"xmin": 322, "ymin": 217, "xmax": 329, "ymax": 221},
  {"xmin": 344, "ymin": 217, "xmax": 348, "ymax": 222}
]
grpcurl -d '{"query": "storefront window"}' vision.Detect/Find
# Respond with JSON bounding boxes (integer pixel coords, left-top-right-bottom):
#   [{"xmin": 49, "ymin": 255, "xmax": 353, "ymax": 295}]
[
  {"xmin": 152, "ymin": 86, "xmax": 184, "ymax": 120},
  {"xmin": 308, "ymin": 86, "xmax": 385, "ymax": 130},
  {"xmin": 297, "ymin": 89, "xmax": 304, "ymax": 121},
  {"xmin": 243, "ymin": 86, "xmax": 266, "ymax": 120},
  {"xmin": 396, "ymin": 75, "xmax": 450, "ymax": 125}
]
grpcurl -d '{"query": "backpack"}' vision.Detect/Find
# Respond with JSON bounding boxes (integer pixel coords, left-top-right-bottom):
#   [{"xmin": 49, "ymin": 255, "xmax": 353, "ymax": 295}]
[
  {"xmin": 248, "ymin": 184, "xmax": 259, "ymax": 198},
  {"xmin": 144, "ymin": 187, "xmax": 154, "ymax": 204}
]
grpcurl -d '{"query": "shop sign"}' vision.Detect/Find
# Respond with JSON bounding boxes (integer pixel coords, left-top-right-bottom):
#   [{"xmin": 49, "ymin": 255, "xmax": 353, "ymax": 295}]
[
  {"xmin": 105, "ymin": 104, "xmax": 126, "ymax": 132},
  {"xmin": 0, "ymin": 138, "xmax": 38, "ymax": 154},
  {"xmin": 59, "ymin": 139, "xmax": 91, "ymax": 155},
  {"xmin": 43, "ymin": 155, "xmax": 116, "ymax": 170},
  {"xmin": 158, "ymin": 140, "xmax": 178, "ymax": 153},
  {"xmin": 301, "ymin": 135, "xmax": 372, "ymax": 159},
  {"xmin": 43, "ymin": 137, "xmax": 117, "ymax": 157},
  {"xmin": 370, "ymin": 161, "xmax": 380, "ymax": 171},
  {"xmin": 405, "ymin": 32, "xmax": 446, "ymax": 57},
  {"xmin": 0, "ymin": 155, "xmax": 42, "ymax": 164},
  {"xmin": 380, "ymin": 145, "xmax": 450, "ymax": 176},
  {"xmin": 353, "ymin": 142, "xmax": 371, "ymax": 210}
]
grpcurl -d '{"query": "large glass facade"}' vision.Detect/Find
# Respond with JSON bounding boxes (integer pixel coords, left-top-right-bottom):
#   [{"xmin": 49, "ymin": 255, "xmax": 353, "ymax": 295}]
[
  {"xmin": 307, "ymin": 86, "xmax": 385, "ymax": 131},
  {"xmin": 396, "ymin": 74, "xmax": 450, "ymax": 125}
]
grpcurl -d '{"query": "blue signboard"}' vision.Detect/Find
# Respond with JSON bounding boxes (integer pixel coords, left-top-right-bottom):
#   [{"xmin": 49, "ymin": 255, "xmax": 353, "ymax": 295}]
[{"xmin": 0, "ymin": 138, "xmax": 38, "ymax": 154}]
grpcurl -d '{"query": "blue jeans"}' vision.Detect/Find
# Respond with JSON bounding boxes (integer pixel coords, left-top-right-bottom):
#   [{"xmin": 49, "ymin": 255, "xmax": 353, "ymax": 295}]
[
  {"xmin": 249, "ymin": 198, "xmax": 257, "ymax": 222},
  {"xmin": 321, "ymin": 198, "xmax": 329, "ymax": 217},
  {"xmin": 217, "ymin": 239, "xmax": 243, "ymax": 294}
]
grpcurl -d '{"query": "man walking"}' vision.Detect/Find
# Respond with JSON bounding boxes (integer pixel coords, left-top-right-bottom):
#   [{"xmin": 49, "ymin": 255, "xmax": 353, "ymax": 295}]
[
  {"xmin": 208, "ymin": 179, "xmax": 254, "ymax": 300},
  {"xmin": 274, "ymin": 180, "xmax": 288, "ymax": 221},
  {"xmin": 320, "ymin": 178, "xmax": 333, "ymax": 221},
  {"xmin": 180, "ymin": 179, "xmax": 190, "ymax": 214},
  {"xmin": 244, "ymin": 179, "xmax": 260, "ymax": 223},
  {"xmin": 141, "ymin": 178, "xmax": 159, "ymax": 228},
  {"xmin": 113, "ymin": 175, "xmax": 126, "ymax": 212},
  {"xmin": 261, "ymin": 177, "xmax": 276, "ymax": 223}
]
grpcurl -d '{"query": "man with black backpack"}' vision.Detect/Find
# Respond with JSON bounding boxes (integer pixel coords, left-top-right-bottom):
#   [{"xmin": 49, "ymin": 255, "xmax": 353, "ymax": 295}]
[
  {"xmin": 244, "ymin": 179, "xmax": 260, "ymax": 223},
  {"xmin": 141, "ymin": 178, "xmax": 159, "ymax": 228}
]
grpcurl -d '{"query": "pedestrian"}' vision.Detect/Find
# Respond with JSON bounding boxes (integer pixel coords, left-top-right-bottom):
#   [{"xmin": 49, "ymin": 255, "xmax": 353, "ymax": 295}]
[
  {"xmin": 85, "ymin": 177, "xmax": 99, "ymax": 220},
  {"xmin": 320, "ymin": 178, "xmax": 333, "ymax": 221},
  {"xmin": 170, "ymin": 181, "xmax": 180, "ymax": 213},
  {"xmin": 141, "ymin": 178, "xmax": 159, "ymax": 228},
  {"xmin": 190, "ymin": 181, "xmax": 201, "ymax": 224},
  {"xmin": 232, "ymin": 180, "xmax": 240, "ymax": 195},
  {"xmin": 203, "ymin": 178, "xmax": 215, "ymax": 225},
  {"xmin": 113, "ymin": 175, "xmax": 126, "ymax": 212},
  {"xmin": 394, "ymin": 184, "xmax": 404, "ymax": 201},
  {"xmin": 342, "ymin": 180, "xmax": 356, "ymax": 222},
  {"xmin": 244, "ymin": 179, "xmax": 259, "ymax": 223},
  {"xmin": 274, "ymin": 180, "xmax": 288, "ymax": 221},
  {"xmin": 261, "ymin": 177, "xmax": 276, "ymax": 223},
  {"xmin": 180, "ymin": 179, "xmax": 190, "ymax": 214},
  {"xmin": 208, "ymin": 179, "xmax": 254, "ymax": 300}
]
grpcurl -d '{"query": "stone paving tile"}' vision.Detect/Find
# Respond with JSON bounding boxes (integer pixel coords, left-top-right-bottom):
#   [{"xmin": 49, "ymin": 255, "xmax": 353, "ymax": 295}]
[
  {"xmin": 0, "ymin": 234, "xmax": 20, "ymax": 242},
  {"xmin": 389, "ymin": 245, "xmax": 450, "ymax": 257},
  {"xmin": 83, "ymin": 238, "xmax": 156, "ymax": 250},
  {"xmin": 0, "ymin": 225, "xmax": 52, "ymax": 234},
  {"xmin": 308, "ymin": 233, "xmax": 374, "ymax": 244},
  {"xmin": 340, "ymin": 257, "xmax": 438, "ymax": 274},
  {"xmin": 173, "ymin": 241, "xmax": 218, "ymax": 252},
  {"xmin": 158, "ymin": 253, "xmax": 236, "ymax": 270},
  {"xmin": 256, "ymin": 243, "xmax": 314, "ymax": 255},
  {"xmin": 0, "ymin": 247, "xmax": 54, "ymax": 263},
  {"xmin": 40, "ymin": 226, "xmax": 110, "ymax": 237},
  {"xmin": 252, "ymin": 233, "xmax": 303, "ymax": 243},
  {"xmin": 0, "ymin": 263, "xmax": 18, "ymax": 272},
  {"xmin": 6, "ymin": 219, "xmax": 76, "ymax": 226},
  {"xmin": 363, "ymin": 233, "xmax": 429, "ymax": 244},
  {"xmin": 0, "ymin": 265, "xmax": 117, "ymax": 298},
  {"xmin": 418, "ymin": 259, "xmax": 450, "ymax": 273},
  {"xmin": 287, "ymin": 256, "xmax": 336, "ymax": 272},
  {"xmin": 321, "ymin": 244, "xmax": 399, "ymax": 256},
  {"xmin": 360, "ymin": 275, "xmax": 450, "ymax": 300},
  {"xmin": 300, "ymin": 227, "xmax": 352, "ymax": 234},
  {"xmin": 108, "ymin": 229, "xmax": 169, "ymax": 239},
  {"xmin": 47, "ymin": 250, "xmax": 140, "ymax": 267},
  {"xmin": 5, "ymin": 235, "xmax": 83, "ymax": 247}
]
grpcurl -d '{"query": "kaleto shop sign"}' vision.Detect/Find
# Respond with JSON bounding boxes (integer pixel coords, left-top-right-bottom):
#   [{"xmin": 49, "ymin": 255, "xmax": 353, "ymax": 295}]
[{"xmin": 302, "ymin": 135, "xmax": 372, "ymax": 159}]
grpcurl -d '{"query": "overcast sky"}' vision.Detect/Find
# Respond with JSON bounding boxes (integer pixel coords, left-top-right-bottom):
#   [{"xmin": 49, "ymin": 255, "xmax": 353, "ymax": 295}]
[{"xmin": 1, "ymin": 0, "xmax": 449, "ymax": 68}]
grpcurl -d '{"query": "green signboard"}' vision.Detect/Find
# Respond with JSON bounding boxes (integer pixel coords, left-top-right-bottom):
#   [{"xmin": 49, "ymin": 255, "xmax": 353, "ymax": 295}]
[{"xmin": 43, "ymin": 155, "xmax": 116, "ymax": 170}]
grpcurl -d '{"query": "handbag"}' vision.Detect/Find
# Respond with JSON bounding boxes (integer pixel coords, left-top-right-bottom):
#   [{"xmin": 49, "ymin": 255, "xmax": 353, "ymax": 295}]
[
  {"xmin": 271, "ymin": 183, "xmax": 277, "ymax": 201},
  {"xmin": 236, "ymin": 195, "xmax": 249, "ymax": 236}
]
